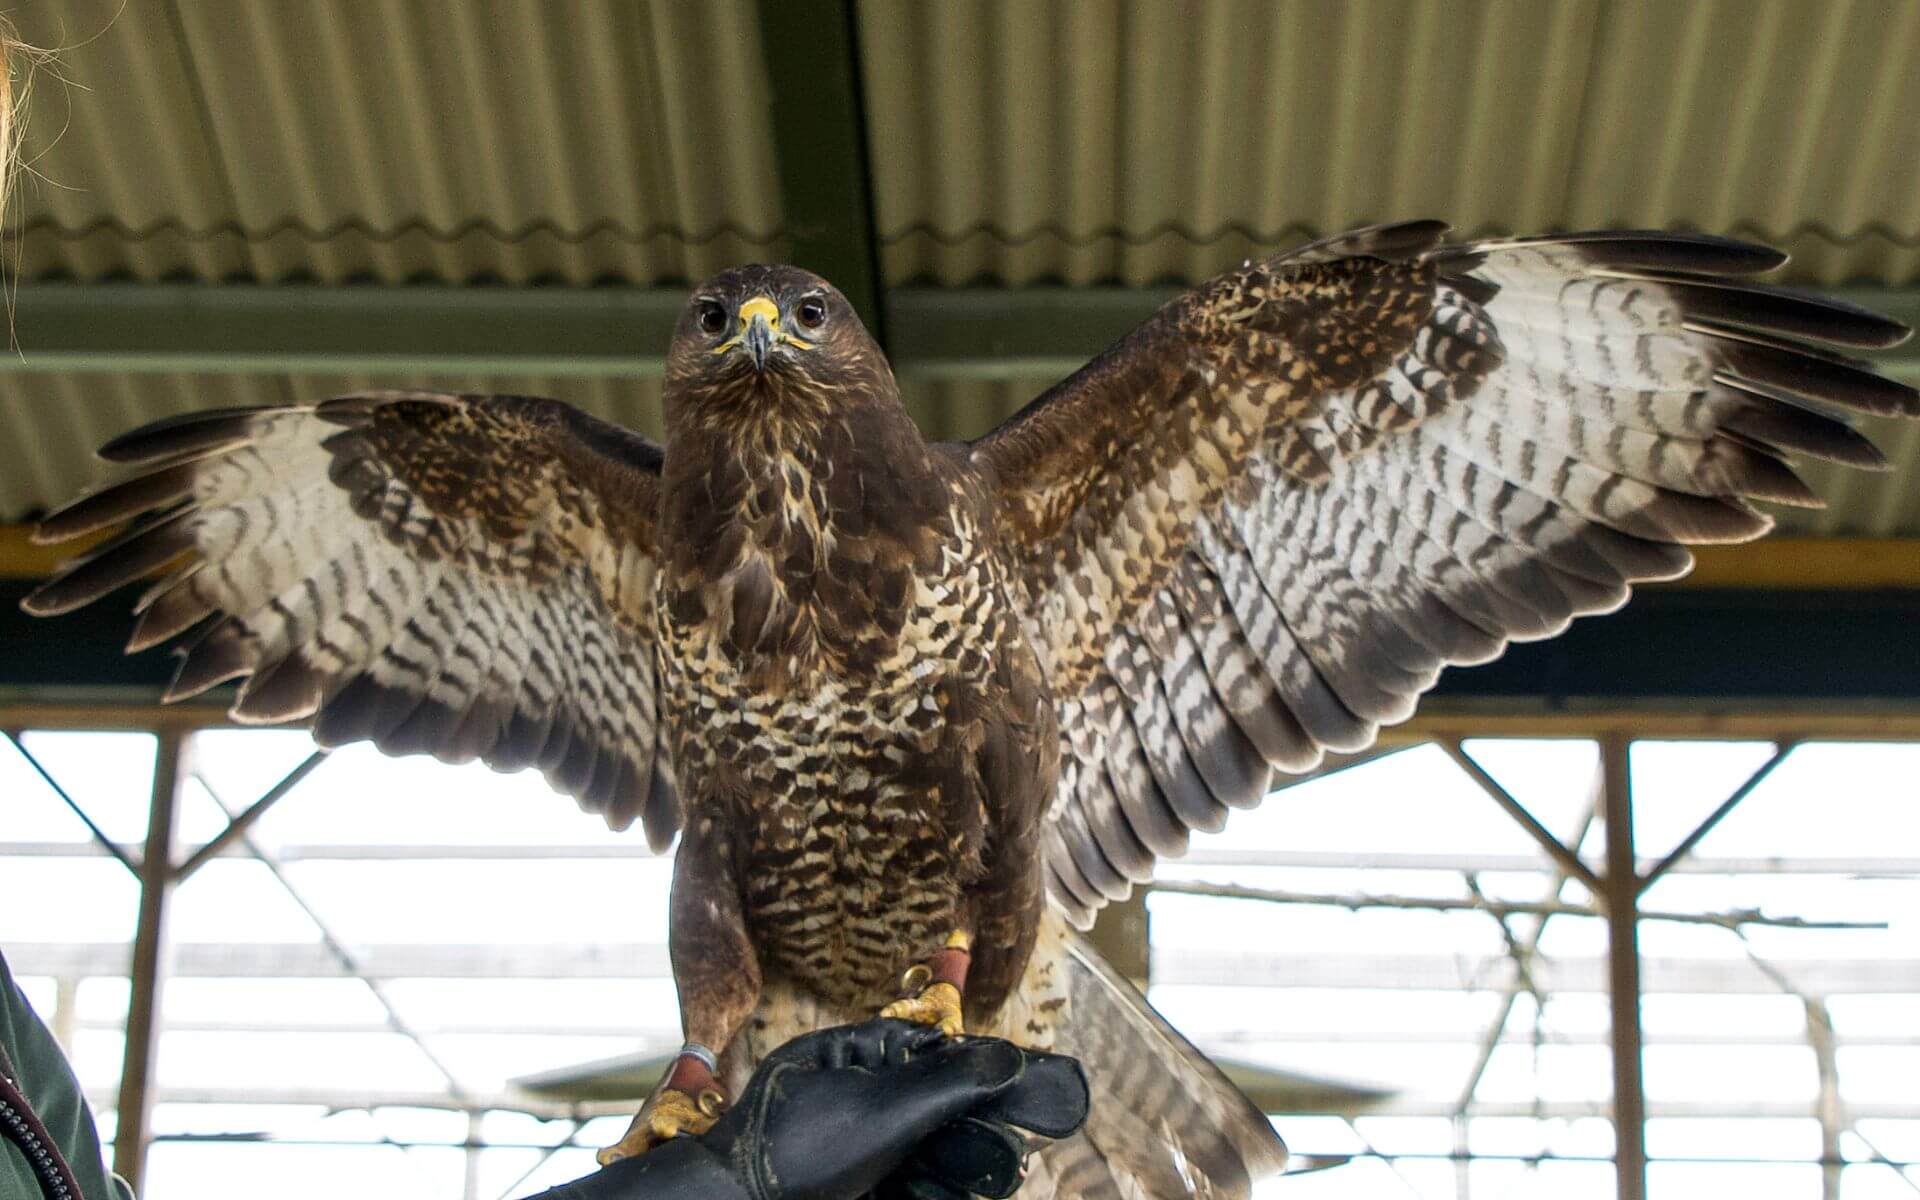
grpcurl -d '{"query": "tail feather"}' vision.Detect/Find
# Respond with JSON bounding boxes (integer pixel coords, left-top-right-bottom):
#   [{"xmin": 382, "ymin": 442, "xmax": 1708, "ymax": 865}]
[{"xmin": 1035, "ymin": 915, "xmax": 1286, "ymax": 1199}]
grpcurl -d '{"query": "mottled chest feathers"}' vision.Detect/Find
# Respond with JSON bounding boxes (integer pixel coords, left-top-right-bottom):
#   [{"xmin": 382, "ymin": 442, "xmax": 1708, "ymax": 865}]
[{"xmin": 664, "ymin": 442, "xmax": 958, "ymax": 683}]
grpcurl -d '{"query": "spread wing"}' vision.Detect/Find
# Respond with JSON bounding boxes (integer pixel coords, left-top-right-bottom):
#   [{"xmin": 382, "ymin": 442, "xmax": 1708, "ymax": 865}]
[
  {"xmin": 25, "ymin": 390, "xmax": 680, "ymax": 847},
  {"xmin": 970, "ymin": 222, "xmax": 1918, "ymax": 925}
]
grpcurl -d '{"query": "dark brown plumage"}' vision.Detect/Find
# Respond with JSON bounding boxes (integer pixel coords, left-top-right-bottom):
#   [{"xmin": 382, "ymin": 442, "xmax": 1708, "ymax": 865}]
[{"xmin": 24, "ymin": 230, "xmax": 1918, "ymax": 1197}]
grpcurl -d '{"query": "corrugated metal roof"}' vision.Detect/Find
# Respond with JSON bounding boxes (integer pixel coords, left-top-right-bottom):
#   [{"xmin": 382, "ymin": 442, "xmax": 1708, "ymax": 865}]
[
  {"xmin": 10, "ymin": 1, "xmax": 1918, "ymax": 289},
  {"xmin": 0, "ymin": 0, "xmax": 1915, "ymax": 538},
  {"xmin": 860, "ymin": 0, "xmax": 1920, "ymax": 287},
  {"xmin": 7, "ymin": 0, "xmax": 786, "ymax": 285}
]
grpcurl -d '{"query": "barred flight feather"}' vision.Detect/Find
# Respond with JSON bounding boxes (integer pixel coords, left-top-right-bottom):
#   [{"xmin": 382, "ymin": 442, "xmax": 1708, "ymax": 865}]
[
  {"xmin": 969, "ymin": 225, "xmax": 1915, "ymax": 963},
  {"xmin": 25, "ymin": 391, "xmax": 676, "ymax": 846}
]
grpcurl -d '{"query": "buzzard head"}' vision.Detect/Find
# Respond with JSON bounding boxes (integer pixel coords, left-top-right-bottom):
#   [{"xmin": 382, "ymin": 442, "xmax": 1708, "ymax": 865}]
[{"xmin": 664, "ymin": 264, "xmax": 890, "ymax": 432}]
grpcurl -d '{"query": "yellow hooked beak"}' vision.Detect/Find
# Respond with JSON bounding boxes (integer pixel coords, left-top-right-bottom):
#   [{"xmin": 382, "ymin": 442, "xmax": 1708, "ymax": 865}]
[{"xmin": 714, "ymin": 295, "xmax": 814, "ymax": 369}]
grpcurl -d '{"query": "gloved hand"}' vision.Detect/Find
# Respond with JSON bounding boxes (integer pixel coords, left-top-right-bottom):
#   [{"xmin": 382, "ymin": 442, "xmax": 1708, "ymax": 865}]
[{"xmin": 525, "ymin": 1019, "xmax": 1088, "ymax": 1200}]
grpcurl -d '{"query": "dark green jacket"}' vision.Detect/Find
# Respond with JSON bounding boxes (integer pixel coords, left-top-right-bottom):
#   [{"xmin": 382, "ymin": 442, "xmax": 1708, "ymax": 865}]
[{"xmin": 1, "ymin": 951, "xmax": 130, "ymax": 1200}]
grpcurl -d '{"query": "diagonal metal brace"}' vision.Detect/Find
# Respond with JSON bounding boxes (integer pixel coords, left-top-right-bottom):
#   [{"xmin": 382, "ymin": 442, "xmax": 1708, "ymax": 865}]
[
  {"xmin": 1638, "ymin": 739, "xmax": 1798, "ymax": 894},
  {"xmin": 175, "ymin": 750, "xmax": 329, "ymax": 881},
  {"xmin": 1441, "ymin": 739, "xmax": 1604, "ymax": 896},
  {"xmin": 4, "ymin": 729, "xmax": 141, "ymax": 876}
]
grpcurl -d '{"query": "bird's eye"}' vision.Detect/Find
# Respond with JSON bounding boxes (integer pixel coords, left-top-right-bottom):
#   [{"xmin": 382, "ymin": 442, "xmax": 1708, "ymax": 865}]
[
  {"xmin": 796, "ymin": 297, "xmax": 828, "ymax": 330},
  {"xmin": 697, "ymin": 301, "xmax": 728, "ymax": 336}
]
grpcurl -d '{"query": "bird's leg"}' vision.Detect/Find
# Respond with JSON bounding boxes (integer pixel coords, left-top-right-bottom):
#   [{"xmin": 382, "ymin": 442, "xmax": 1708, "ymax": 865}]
[
  {"xmin": 879, "ymin": 929, "xmax": 972, "ymax": 1036},
  {"xmin": 599, "ymin": 817, "xmax": 760, "ymax": 1166}
]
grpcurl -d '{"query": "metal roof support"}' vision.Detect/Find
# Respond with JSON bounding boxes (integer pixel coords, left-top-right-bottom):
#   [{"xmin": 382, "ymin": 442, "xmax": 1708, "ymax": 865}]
[
  {"xmin": 13, "ymin": 939, "xmax": 1920, "ymax": 992},
  {"xmin": 0, "ymin": 284, "xmax": 689, "ymax": 378},
  {"xmin": 461, "ymin": 1111, "xmax": 483, "ymax": 1200},
  {"xmin": 3, "ymin": 730, "xmax": 140, "ymax": 875},
  {"xmin": 45, "ymin": 1014, "xmax": 1920, "ymax": 1048},
  {"xmin": 1146, "ymin": 879, "xmax": 1872, "ymax": 932},
  {"xmin": 1454, "ymin": 795, "xmax": 1601, "ymax": 1113},
  {"xmin": 1638, "ymin": 739, "xmax": 1798, "ymax": 892},
  {"xmin": 1442, "ymin": 740, "xmax": 1604, "ymax": 894},
  {"xmin": 174, "ymin": 749, "xmax": 329, "ymax": 881},
  {"xmin": 0, "ymin": 285, "xmax": 1912, "ymax": 382},
  {"xmin": 113, "ymin": 729, "xmax": 183, "ymax": 1193},
  {"xmin": 1601, "ymin": 733, "xmax": 1647, "ymax": 1200},
  {"xmin": 191, "ymin": 768, "xmax": 476, "ymax": 1107},
  {"xmin": 1807, "ymin": 998, "xmax": 1844, "ymax": 1200},
  {"xmin": 753, "ymin": 0, "xmax": 888, "ymax": 346},
  {"xmin": 15, "ymin": 838, "xmax": 1920, "ymax": 877}
]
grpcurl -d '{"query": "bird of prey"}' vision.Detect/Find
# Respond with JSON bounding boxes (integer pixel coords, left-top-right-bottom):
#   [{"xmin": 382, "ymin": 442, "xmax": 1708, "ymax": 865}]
[{"xmin": 26, "ymin": 222, "xmax": 1917, "ymax": 1195}]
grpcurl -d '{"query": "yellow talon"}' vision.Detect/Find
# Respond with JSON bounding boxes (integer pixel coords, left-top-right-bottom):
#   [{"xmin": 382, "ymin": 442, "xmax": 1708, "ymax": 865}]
[
  {"xmin": 881, "ymin": 980, "xmax": 965, "ymax": 1037},
  {"xmin": 597, "ymin": 1087, "xmax": 719, "ymax": 1166}
]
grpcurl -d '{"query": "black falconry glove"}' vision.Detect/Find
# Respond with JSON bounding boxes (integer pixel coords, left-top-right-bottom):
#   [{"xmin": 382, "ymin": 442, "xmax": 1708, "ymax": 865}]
[{"xmin": 526, "ymin": 1019, "xmax": 1088, "ymax": 1200}]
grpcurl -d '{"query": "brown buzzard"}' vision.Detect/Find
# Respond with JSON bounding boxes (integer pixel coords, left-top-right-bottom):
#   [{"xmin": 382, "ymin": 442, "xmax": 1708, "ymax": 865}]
[{"xmin": 26, "ymin": 225, "xmax": 1917, "ymax": 1196}]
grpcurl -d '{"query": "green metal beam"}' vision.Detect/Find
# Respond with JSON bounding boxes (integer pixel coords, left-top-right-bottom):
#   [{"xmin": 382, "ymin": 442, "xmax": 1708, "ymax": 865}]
[
  {"xmin": 754, "ymin": 0, "xmax": 888, "ymax": 344},
  {"xmin": 0, "ymin": 284, "xmax": 687, "ymax": 378},
  {"xmin": 886, "ymin": 287, "xmax": 1182, "ymax": 379},
  {"xmin": 1, "ymin": 283, "xmax": 1914, "ymax": 382}
]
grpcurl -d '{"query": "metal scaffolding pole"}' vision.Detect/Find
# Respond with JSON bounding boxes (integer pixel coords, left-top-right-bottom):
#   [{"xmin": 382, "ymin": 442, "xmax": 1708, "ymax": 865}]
[
  {"xmin": 1807, "ymin": 998, "xmax": 1844, "ymax": 1200},
  {"xmin": 1601, "ymin": 734, "xmax": 1647, "ymax": 1200},
  {"xmin": 113, "ymin": 729, "xmax": 184, "ymax": 1192}
]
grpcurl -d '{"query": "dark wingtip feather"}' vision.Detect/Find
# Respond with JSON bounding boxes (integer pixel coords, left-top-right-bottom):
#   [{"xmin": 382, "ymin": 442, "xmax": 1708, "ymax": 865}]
[
  {"xmin": 1715, "ymin": 444, "xmax": 1824, "ymax": 508},
  {"xmin": 166, "ymin": 620, "xmax": 256, "ymax": 702},
  {"xmin": 1563, "ymin": 231, "xmax": 1788, "ymax": 275},
  {"xmin": 1719, "ymin": 397, "xmax": 1890, "ymax": 470},
  {"xmin": 21, "ymin": 509, "xmax": 196, "ymax": 616},
  {"xmin": 1627, "ymin": 491, "xmax": 1775, "ymax": 546},
  {"xmin": 1627, "ymin": 271, "xmax": 1914, "ymax": 350},
  {"xmin": 381, "ymin": 697, "xmax": 466, "ymax": 758},
  {"xmin": 491, "ymin": 707, "xmax": 556, "ymax": 772},
  {"xmin": 127, "ymin": 576, "xmax": 217, "ymax": 652},
  {"xmin": 1713, "ymin": 339, "xmax": 1920, "ymax": 419},
  {"xmin": 233, "ymin": 653, "xmax": 329, "ymax": 724},
  {"xmin": 312, "ymin": 674, "xmax": 413, "ymax": 747},
  {"xmin": 1445, "ymin": 230, "xmax": 1788, "ymax": 276},
  {"xmin": 35, "ymin": 462, "xmax": 202, "ymax": 543},
  {"xmin": 97, "ymin": 406, "xmax": 272, "ymax": 463}
]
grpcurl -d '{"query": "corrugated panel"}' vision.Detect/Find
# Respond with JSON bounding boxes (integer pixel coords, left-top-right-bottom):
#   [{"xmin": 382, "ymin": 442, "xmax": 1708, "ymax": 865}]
[
  {"xmin": 0, "ymin": 371, "xmax": 663, "ymax": 523},
  {"xmin": 12, "ymin": 1, "xmax": 1918, "ymax": 288},
  {"xmin": 860, "ymin": 0, "xmax": 1920, "ymax": 287},
  {"xmin": 1564, "ymin": 0, "xmax": 1920, "ymax": 288},
  {"xmin": 7, "ymin": 0, "xmax": 785, "ymax": 285}
]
